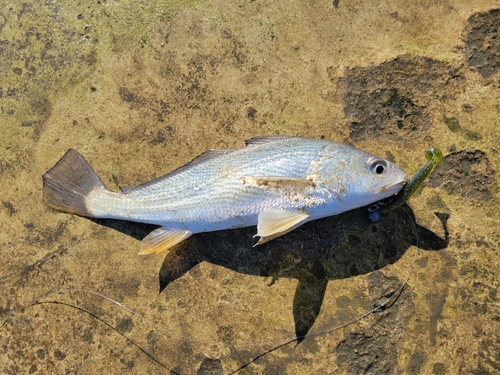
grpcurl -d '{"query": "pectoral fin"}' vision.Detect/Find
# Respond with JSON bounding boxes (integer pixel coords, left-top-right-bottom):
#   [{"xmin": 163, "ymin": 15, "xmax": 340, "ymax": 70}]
[
  {"xmin": 254, "ymin": 209, "xmax": 309, "ymax": 246},
  {"xmin": 139, "ymin": 227, "xmax": 192, "ymax": 255}
]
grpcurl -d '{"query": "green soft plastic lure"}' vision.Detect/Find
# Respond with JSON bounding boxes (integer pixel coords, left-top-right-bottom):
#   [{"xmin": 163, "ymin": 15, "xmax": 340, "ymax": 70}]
[{"xmin": 381, "ymin": 148, "xmax": 443, "ymax": 213}]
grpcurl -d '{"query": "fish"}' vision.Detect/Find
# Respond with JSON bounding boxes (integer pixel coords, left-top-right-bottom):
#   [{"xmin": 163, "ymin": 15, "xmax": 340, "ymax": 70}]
[{"xmin": 42, "ymin": 136, "xmax": 408, "ymax": 254}]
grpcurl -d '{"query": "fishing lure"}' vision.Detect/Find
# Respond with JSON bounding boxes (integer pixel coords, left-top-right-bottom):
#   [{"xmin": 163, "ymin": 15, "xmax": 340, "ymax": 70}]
[{"xmin": 381, "ymin": 148, "xmax": 443, "ymax": 213}]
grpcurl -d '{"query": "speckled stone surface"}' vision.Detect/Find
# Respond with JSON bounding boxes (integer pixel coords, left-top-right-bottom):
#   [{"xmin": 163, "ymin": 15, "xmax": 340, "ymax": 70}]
[{"xmin": 1, "ymin": 1, "xmax": 499, "ymax": 374}]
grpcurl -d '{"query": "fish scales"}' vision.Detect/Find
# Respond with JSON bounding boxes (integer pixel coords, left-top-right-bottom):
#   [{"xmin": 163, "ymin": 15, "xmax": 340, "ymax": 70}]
[
  {"xmin": 42, "ymin": 136, "xmax": 407, "ymax": 253},
  {"xmin": 88, "ymin": 141, "xmax": 320, "ymax": 223}
]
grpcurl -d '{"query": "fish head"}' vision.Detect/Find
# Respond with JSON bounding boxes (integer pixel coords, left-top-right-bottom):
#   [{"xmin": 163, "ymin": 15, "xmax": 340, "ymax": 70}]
[{"xmin": 337, "ymin": 152, "xmax": 408, "ymax": 209}]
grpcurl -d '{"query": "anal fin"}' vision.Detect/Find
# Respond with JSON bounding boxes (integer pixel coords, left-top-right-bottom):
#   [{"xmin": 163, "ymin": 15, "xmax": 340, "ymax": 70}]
[
  {"xmin": 139, "ymin": 227, "xmax": 192, "ymax": 255},
  {"xmin": 254, "ymin": 209, "xmax": 309, "ymax": 246}
]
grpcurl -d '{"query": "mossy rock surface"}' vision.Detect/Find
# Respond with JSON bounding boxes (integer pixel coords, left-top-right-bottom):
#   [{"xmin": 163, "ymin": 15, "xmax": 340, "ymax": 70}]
[{"xmin": 1, "ymin": 1, "xmax": 500, "ymax": 374}]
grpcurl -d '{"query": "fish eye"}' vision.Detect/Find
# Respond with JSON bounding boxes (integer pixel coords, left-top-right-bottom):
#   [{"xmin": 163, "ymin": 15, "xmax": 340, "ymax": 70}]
[{"xmin": 369, "ymin": 159, "xmax": 387, "ymax": 175}]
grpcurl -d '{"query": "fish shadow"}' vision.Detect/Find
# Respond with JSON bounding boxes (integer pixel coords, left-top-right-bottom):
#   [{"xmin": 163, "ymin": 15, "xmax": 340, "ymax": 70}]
[
  {"xmin": 151, "ymin": 205, "xmax": 449, "ymax": 340},
  {"xmin": 93, "ymin": 205, "xmax": 448, "ymax": 340}
]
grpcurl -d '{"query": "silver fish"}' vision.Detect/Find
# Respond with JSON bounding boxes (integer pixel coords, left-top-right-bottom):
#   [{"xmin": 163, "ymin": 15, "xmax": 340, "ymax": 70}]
[{"xmin": 42, "ymin": 136, "xmax": 407, "ymax": 254}]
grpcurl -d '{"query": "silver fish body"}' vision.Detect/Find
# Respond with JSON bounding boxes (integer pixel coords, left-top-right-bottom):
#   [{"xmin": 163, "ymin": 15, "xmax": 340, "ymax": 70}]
[{"xmin": 43, "ymin": 136, "xmax": 407, "ymax": 254}]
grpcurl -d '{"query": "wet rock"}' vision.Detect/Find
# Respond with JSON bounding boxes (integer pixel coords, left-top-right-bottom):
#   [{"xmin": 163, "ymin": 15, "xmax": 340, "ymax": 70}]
[
  {"xmin": 197, "ymin": 358, "xmax": 223, "ymax": 375},
  {"xmin": 428, "ymin": 150, "xmax": 496, "ymax": 201},
  {"xmin": 335, "ymin": 55, "xmax": 465, "ymax": 143},
  {"xmin": 464, "ymin": 9, "xmax": 500, "ymax": 79}
]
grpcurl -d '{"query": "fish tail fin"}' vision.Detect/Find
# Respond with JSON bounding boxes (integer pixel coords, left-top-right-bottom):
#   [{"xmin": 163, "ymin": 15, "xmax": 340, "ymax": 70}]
[{"xmin": 42, "ymin": 149, "xmax": 106, "ymax": 217}]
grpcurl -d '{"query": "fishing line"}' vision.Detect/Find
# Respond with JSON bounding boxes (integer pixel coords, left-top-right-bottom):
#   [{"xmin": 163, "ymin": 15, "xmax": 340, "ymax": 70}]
[
  {"xmin": 27, "ymin": 206, "xmax": 418, "ymax": 351},
  {"xmin": 23, "ymin": 272, "xmax": 409, "ymax": 375}
]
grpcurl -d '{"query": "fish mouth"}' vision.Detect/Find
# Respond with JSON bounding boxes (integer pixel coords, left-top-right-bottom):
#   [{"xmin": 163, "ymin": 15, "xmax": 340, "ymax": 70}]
[{"xmin": 374, "ymin": 180, "xmax": 407, "ymax": 195}]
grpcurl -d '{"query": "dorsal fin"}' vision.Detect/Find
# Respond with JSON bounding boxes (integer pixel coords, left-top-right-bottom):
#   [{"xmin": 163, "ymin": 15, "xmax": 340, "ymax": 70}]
[
  {"xmin": 245, "ymin": 136, "xmax": 297, "ymax": 147},
  {"xmin": 120, "ymin": 149, "xmax": 232, "ymax": 194}
]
